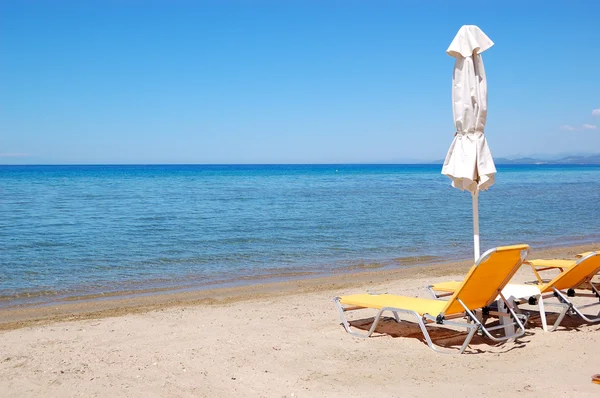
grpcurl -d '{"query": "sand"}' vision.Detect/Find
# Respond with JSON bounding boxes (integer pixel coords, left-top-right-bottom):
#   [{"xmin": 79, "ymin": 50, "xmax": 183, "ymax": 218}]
[{"xmin": 1, "ymin": 243, "xmax": 600, "ymax": 397}]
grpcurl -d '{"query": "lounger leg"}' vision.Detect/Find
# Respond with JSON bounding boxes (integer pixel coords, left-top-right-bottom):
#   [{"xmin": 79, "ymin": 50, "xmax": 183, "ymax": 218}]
[
  {"xmin": 589, "ymin": 283, "xmax": 600, "ymax": 318},
  {"xmin": 590, "ymin": 282, "xmax": 600, "ymax": 300},
  {"xmin": 527, "ymin": 262, "xmax": 546, "ymax": 285},
  {"xmin": 537, "ymin": 296, "xmax": 548, "ymax": 331},
  {"xmin": 499, "ymin": 292, "xmax": 528, "ymax": 333},
  {"xmin": 456, "ymin": 323, "xmax": 479, "ymax": 354},
  {"xmin": 333, "ymin": 298, "xmax": 386, "ymax": 338},
  {"xmin": 421, "ymin": 314, "xmax": 479, "ymax": 355},
  {"xmin": 457, "ymin": 297, "xmax": 527, "ymax": 342},
  {"xmin": 395, "ymin": 309, "xmax": 479, "ymax": 355},
  {"xmin": 426, "ymin": 286, "xmax": 452, "ymax": 300},
  {"xmin": 426, "ymin": 286, "xmax": 438, "ymax": 299},
  {"xmin": 544, "ymin": 302, "xmax": 570, "ymax": 332},
  {"xmin": 553, "ymin": 289, "xmax": 600, "ymax": 324},
  {"xmin": 565, "ymin": 303, "xmax": 600, "ymax": 323}
]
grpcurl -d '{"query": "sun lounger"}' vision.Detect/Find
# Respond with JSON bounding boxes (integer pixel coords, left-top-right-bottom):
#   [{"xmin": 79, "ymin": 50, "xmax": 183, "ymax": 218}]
[
  {"xmin": 428, "ymin": 251, "xmax": 600, "ymax": 332},
  {"xmin": 525, "ymin": 251, "xmax": 597, "ymax": 285},
  {"xmin": 334, "ymin": 244, "xmax": 530, "ymax": 354}
]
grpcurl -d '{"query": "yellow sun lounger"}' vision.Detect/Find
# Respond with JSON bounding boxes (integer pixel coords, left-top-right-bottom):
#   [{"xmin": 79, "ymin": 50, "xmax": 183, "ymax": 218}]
[
  {"xmin": 428, "ymin": 251, "xmax": 600, "ymax": 332},
  {"xmin": 334, "ymin": 244, "xmax": 530, "ymax": 354},
  {"xmin": 525, "ymin": 251, "xmax": 597, "ymax": 285}
]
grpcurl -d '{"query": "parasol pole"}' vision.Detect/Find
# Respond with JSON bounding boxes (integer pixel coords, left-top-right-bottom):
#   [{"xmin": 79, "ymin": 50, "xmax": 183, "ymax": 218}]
[{"xmin": 472, "ymin": 188, "xmax": 480, "ymax": 261}]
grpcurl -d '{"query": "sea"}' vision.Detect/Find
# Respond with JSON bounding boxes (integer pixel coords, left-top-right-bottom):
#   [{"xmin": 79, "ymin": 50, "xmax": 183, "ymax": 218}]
[{"xmin": 1, "ymin": 164, "xmax": 599, "ymax": 308}]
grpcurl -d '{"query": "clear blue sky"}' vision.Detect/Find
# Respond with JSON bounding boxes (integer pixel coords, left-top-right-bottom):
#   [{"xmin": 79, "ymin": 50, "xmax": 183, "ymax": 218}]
[{"xmin": 1, "ymin": 1, "xmax": 599, "ymax": 164}]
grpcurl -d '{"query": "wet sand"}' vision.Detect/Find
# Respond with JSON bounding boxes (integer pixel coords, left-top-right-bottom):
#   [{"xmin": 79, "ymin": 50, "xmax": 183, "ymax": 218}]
[{"xmin": 1, "ymin": 243, "xmax": 599, "ymax": 396}]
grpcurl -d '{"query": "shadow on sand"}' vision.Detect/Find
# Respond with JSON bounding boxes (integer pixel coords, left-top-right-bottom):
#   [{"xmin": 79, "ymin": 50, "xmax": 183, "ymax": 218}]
[
  {"xmin": 522, "ymin": 309, "xmax": 600, "ymax": 332},
  {"xmin": 346, "ymin": 315, "xmax": 531, "ymax": 354},
  {"xmin": 347, "ymin": 307, "xmax": 600, "ymax": 354}
]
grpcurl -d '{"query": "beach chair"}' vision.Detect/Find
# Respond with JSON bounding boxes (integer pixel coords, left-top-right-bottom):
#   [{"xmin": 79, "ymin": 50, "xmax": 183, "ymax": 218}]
[
  {"xmin": 525, "ymin": 251, "xmax": 597, "ymax": 285},
  {"xmin": 428, "ymin": 251, "xmax": 600, "ymax": 332},
  {"xmin": 334, "ymin": 244, "xmax": 530, "ymax": 354}
]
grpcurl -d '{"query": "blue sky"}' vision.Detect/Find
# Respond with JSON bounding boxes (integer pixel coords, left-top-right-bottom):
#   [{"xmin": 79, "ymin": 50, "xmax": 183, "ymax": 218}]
[{"xmin": 1, "ymin": 1, "xmax": 599, "ymax": 164}]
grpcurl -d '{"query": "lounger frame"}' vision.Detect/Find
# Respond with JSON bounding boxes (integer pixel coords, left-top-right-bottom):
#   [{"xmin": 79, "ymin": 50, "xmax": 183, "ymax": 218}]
[{"xmin": 333, "ymin": 293, "xmax": 527, "ymax": 354}]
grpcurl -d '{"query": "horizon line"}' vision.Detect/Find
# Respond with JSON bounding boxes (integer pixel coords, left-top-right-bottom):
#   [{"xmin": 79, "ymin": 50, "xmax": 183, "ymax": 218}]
[{"xmin": 2, "ymin": 162, "xmax": 600, "ymax": 167}]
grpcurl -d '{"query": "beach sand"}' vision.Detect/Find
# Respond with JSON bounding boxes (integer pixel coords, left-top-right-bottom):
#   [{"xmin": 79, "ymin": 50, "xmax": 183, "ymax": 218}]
[{"xmin": 1, "ymin": 243, "xmax": 600, "ymax": 397}]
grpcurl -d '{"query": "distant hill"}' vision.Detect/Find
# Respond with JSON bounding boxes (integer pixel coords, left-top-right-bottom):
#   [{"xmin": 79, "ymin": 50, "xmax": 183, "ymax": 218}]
[
  {"xmin": 432, "ymin": 155, "xmax": 600, "ymax": 165},
  {"xmin": 494, "ymin": 155, "xmax": 600, "ymax": 165}
]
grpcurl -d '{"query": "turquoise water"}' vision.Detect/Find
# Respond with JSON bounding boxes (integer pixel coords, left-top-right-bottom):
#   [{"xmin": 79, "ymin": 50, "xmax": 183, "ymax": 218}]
[{"xmin": 1, "ymin": 164, "xmax": 599, "ymax": 306}]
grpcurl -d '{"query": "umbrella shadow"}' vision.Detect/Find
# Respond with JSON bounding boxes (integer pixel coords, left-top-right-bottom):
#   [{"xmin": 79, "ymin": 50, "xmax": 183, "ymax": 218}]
[{"xmin": 348, "ymin": 316, "xmax": 531, "ymax": 354}]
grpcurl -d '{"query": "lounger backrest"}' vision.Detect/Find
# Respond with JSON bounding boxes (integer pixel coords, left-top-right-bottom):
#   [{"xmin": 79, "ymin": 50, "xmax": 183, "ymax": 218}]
[
  {"xmin": 441, "ymin": 244, "xmax": 530, "ymax": 315},
  {"xmin": 541, "ymin": 252, "xmax": 600, "ymax": 292}
]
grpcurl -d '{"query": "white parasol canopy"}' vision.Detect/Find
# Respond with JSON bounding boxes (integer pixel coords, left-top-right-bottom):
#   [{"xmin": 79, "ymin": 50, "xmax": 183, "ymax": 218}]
[{"xmin": 442, "ymin": 25, "xmax": 497, "ymax": 260}]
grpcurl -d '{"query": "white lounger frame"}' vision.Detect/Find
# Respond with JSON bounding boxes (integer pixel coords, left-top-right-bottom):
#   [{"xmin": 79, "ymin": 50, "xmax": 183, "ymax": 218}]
[
  {"xmin": 539, "ymin": 251, "xmax": 600, "ymax": 330},
  {"xmin": 535, "ymin": 281, "xmax": 600, "ymax": 331}
]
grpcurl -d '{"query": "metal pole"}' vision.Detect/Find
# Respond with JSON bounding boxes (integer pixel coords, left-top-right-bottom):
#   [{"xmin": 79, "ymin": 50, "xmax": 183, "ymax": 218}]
[{"xmin": 472, "ymin": 189, "xmax": 480, "ymax": 261}]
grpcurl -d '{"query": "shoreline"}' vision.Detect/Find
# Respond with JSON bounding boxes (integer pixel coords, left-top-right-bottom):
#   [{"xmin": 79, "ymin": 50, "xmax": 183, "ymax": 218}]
[
  {"xmin": 1, "ymin": 242, "xmax": 597, "ymax": 331},
  {"xmin": 3, "ymin": 235, "xmax": 597, "ymax": 310},
  {"xmin": 0, "ymin": 253, "xmax": 445, "ymax": 310}
]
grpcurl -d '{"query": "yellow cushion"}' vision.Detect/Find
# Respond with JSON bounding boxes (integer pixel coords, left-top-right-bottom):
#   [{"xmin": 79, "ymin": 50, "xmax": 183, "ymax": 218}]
[
  {"xmin": 527, "ymin": 259, "xmax": 576, "ymax": 268},
  {"xmin": 429, "ymin": 281, "xmax": 462, "ymax": 292},
  {"xmin": 339, "ymin": 294, "xmax": 448, "ymax": 316}
]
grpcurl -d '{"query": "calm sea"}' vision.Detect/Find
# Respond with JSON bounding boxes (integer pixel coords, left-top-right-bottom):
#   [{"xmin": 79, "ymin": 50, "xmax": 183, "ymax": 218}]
[{"xmin": 1, "ymin": 164, "xmax": 599, "ymax": 307}]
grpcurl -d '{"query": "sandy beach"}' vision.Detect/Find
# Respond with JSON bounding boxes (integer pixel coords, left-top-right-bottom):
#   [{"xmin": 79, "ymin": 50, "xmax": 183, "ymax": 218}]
[{"xmin": 1, "ymin": 243, "xmax": 600, "ymax": 397}]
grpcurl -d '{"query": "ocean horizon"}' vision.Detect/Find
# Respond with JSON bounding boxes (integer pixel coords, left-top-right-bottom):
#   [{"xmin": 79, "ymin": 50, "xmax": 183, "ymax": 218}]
[{"xmin": 1, "ymin": 164, "xmax": 599, "ymax": 308}]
